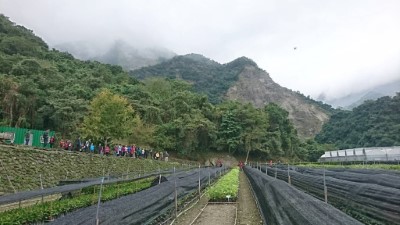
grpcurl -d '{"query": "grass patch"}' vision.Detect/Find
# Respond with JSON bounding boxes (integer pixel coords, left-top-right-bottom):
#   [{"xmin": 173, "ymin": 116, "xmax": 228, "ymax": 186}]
[
  {"xmin": 0, "ymin": 177, "xmax": 152, "ymax": 224},
  {"xmin": 207, "ymin": 168, "xmax": 239, "ymax": 202}
]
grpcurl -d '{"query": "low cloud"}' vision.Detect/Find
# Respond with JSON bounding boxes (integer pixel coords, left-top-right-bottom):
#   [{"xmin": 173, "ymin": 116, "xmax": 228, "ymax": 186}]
[{"xmin": 1, "ymin": 0, "xmax": 399, "ymax": 99}]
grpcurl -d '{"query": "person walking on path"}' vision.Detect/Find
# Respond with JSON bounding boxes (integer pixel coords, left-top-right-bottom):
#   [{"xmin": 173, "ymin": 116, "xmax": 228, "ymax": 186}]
[
  {"xmin": 49, "ymin": 136, "xmax": 55, "ymax": 148},
  {"xmin": 90, "ymin": 143, "xmax": 95, "ymax": 153},
  {"xmin": 43, "ymin": 129, "xmax": 49, "ymax": 148},
  {"xmin": 24, "ymin": 130, "xmax": 31, "ymax": 145},
  {"xmin": 164, "ymin": 151, "xmax": 169, "ymax": 162}
]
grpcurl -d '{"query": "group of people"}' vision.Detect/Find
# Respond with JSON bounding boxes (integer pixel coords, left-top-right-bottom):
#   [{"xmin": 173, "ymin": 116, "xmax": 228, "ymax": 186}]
[
  {"xmin": 24, "ymin": 130, "xmax": 56, "ymax": 148},
  {"xmin": 58, "ymin": 137, "xmax": 169, "ymax": 161}
]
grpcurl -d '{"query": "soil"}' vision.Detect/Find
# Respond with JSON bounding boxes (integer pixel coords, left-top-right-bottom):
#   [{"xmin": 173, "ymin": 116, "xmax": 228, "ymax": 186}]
[
  {"xmin": 193, "ymin": 204, "xmax": 237, "ymax": 225},
  {"xmin": 173, "ymin": 170, "xmax": 262, "ymax": 225}
]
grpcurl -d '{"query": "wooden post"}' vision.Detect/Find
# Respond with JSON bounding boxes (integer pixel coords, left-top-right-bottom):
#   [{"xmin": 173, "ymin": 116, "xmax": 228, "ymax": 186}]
[
  {"xmin": 208, "ymin": 171, "xmax": 211, "ymax": 186},
  {"xmin": 96, "ymin": 177, "xmax": 105, "ymax": 225},
  {"xmin": 198, "ymin": 164, "xmax": 201, "ymax": 200},
  {"xmin": 40, "ymin": 174, "xmax": 44, "ymax": 203},
  {"xmin": 174, "ymin": 167, "xmax": 178, "ymax": 218},
  {"xmin": 323, "ymin": 168, "xmax": 328, "ymax": 203},
  {"xmin": 287, "ymin": 164, "xmax": 291, "ymax": 185},
  {"xmin": 265, "ymin": 163, "xmax": 268, "ymax": 175}
]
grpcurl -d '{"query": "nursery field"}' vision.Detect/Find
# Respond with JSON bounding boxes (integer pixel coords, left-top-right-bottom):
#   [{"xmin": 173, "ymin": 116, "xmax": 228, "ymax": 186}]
[
  {"xmin": 245, "ymin": 167, "xmax": 363, "ymax": 225},
  {"xmin": 49, "ymin": 167, "xmax": 225, "ymax": 224},
  {"xmin": 253, "ymin": 164, "xmax": 400, "ymax": 225},
  {"xmin": 2, "ymin": 160, "xmax": 399, "ymax": 225}
]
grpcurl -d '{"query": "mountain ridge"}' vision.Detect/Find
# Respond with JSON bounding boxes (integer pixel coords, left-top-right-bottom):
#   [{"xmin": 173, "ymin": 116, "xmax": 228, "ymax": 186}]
[
  {"xmin": 321, "ymin": 78, "xmax": 400, "ymax": 109},
  {"xmin": 131, "ymin": 54, "xmax": 332, "ymax": 138}
]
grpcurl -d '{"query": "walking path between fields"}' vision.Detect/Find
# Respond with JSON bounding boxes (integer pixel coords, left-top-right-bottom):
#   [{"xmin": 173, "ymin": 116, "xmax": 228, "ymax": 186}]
[{"xmin": 173, "ymin": 170, "xmax": 263, "ymax": 225}]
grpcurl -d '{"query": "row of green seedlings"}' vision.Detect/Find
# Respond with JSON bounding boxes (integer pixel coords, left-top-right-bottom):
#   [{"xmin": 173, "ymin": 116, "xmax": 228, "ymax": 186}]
[
  {"xmin": 207, "ymin": 167, "xmax": 239, "ymax": 202},
  {"xmin": 0, "ymin": 177, "xmax": 153, "ymax": 224}
]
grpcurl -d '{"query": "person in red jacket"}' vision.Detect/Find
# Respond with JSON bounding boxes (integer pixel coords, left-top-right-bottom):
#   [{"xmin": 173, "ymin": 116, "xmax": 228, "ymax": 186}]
[
  {"xmin": 104, "ymin": 145, "xmax": 110, "ymax": 156},
  {"xmin": 238, "ymin": 161, "xmax": 244, "ymax": 170},
  {"xmin": 49, "ymin": 136, "xmax": 55, "ymax": 148}
]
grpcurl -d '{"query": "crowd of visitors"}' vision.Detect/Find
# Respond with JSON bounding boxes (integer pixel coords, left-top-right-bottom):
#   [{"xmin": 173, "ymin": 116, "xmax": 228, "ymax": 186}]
[{"xmin": 58, "ymin": 137, "xmax": 169, "ymax": 161}]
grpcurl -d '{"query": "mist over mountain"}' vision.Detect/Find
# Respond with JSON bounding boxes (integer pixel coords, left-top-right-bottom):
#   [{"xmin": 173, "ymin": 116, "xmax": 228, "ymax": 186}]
[
  {"xmin": 55, "ymin": 40, "xmax": 176, "ymax": 70},
  {"xmin": 321, "ymin": 79, "xmax": 400, "ymax": 109},
  {"xmin": 131, "ymin": 54, "xmax": 333, "ymax": 138}
]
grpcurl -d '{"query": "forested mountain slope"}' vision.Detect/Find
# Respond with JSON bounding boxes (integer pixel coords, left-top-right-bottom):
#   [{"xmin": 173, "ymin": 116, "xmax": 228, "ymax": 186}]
[
  {"xmin": 0, "ymin": 14, "xmax": 136, "ymax": 134},
  {"xmin": 131, "ymin": 54, "xmax": 333, "ymax": 138},
  {"xmin": 0, "ymin": 14, "xmax": 325, "ymax": 161},
  {"xmin": 316, "ymin": 94, "xmax": 400, "ymax": 149}
]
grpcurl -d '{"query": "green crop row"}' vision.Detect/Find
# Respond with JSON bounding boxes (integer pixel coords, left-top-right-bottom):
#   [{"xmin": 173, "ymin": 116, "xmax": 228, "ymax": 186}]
[
  {"xmin": 207, "ymin": 168, "xmax": 239, "ymax": 202},
  {"xmin": 0, "ymin": 177, "xmax": 152, "ymax": 224}
]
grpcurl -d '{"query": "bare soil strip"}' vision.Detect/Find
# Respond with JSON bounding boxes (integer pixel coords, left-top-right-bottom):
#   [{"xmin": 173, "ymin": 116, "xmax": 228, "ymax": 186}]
[
  {"xmin": 191, "ymin": 204, "xmax": 237, "ymax": 225},
  {"xmin": 173, "ymin": 194, "xmax": 210, "ymax": 225}
]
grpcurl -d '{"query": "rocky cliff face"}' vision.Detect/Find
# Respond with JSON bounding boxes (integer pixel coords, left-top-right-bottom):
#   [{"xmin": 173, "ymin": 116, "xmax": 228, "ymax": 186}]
[
  {"xmin": 226, "ymin": 66, "xmax": 329, "ymax": 138},
  {"xmin": 131, "ymin": 54, "xmax": 331, "ymax": 138}
]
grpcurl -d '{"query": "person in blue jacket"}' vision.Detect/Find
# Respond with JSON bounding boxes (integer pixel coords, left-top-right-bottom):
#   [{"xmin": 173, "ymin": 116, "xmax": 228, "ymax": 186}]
[{"xmin": 90, "ymin": 143, "xmax": 95, "ymax": 153}]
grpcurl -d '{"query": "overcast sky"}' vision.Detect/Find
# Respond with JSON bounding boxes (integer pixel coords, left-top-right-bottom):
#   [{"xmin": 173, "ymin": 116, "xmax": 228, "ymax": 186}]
[{"xmin": 1, "ymin": 0, "xmax": 400, "ymax": 100}]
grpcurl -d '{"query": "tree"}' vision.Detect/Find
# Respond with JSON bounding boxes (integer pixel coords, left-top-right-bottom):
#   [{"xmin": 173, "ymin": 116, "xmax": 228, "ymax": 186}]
[
  {"xmin": 263, "ymin": 103, "xmax": 301, "ymax": 158},
  {"xmin": 219, "ymin": 110, "xmax": 242, "ymax": 153},
  {"xmin": 80, "ymin": 89, "xmax": 137, "ymax": 146}
]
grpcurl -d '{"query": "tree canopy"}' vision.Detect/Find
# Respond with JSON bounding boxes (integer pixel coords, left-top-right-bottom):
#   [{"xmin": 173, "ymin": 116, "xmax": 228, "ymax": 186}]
[
  {"xmin": 80, "ymin": 89, "xmax": 137, "ymax": 145},
  {"xmin": 316, "ymin": 94, "xmax": 400, "ymax": 149}
]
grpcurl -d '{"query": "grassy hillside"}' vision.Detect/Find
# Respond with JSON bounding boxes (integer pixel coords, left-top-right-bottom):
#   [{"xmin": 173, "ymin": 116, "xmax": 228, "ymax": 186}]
[{"xmin": 0, "ymin": 145, "xmax": 178, "ymax": 193}]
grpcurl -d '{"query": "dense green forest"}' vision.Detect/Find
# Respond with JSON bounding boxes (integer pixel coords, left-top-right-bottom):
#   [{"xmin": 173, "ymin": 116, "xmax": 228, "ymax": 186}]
[
  {"xmin": 316, "ymin": 94, "xmax": 400, "ymax": 149},
  {"xmin": 130, "ymin": 54, "xmax": 256, "ymax": 104},
  {"xmin": 0, "ymin": 15, "xmax": 328, "ymax": 161}
]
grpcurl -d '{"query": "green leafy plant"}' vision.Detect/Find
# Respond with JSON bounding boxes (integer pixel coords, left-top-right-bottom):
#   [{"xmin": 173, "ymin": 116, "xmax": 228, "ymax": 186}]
[
  {"xmin": 207, "ymin": 168, "xmax": 239, "ymax": 202},
  {"xmin": 0, "ymin": 177, "xmax": 152, "ymax": 224}
]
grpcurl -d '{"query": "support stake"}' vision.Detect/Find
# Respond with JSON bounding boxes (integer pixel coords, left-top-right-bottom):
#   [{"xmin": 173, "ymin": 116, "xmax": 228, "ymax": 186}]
[
  {"xmin": 96, "ymin": 177, "xmax": 105, "ymax": 225},
  {"xmin": 323, "ymin": 168, "xmax": 328, "ymax": 203},
  {"xmin": 174, "ymin": 167, "xmax": 178, "ymax": 218},
  {"xmin": 198, "ymin": 164, "xmax": 201, "ymax": 200}
]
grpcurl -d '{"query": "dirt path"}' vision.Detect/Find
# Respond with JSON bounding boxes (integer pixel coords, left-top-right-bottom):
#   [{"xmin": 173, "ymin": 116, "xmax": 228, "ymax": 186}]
[
  {"xmin": 192, "ymin": 204, "xmax": 237, "ymax": 225},
  {"xmin": 237, "ymin": 171, "xmax": 263, "ymax": 225},
  {"xmin": 173, "ymin": 194, "xmax": 209, "ymax": 225},
  {"xmin": 173, "ymin": 170, "xmax": 262, "ymax": 225}
]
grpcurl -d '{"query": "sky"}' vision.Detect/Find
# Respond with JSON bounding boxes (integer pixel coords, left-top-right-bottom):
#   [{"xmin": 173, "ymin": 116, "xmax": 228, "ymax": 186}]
[{"xmin": 1, "ymin": 0, "xmax": 400, "ymax": 100}]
